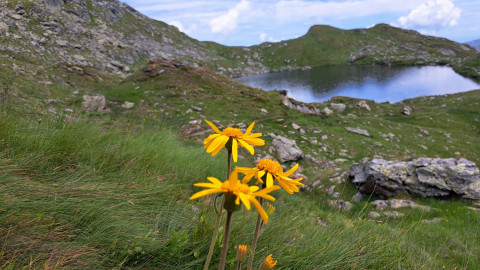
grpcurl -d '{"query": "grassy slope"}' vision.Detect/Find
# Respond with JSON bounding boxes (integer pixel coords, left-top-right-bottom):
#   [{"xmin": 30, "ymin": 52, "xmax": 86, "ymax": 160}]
[{"xmin": 1, "ymin": 55, "xmax": 480, "ymax": 269}]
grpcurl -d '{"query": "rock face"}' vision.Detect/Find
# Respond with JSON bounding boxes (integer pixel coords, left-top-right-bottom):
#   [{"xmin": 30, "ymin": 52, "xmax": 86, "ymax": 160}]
[
  {"xmin": 350, "ymin": 158, "xmax": 480, "ymax": 200},
  {"xmin": 271, "ymin": 135, "xmax": 304, "ymax": 162}
]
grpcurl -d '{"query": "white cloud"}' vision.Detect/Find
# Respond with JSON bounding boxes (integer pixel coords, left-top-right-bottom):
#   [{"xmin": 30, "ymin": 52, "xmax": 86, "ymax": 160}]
[
  {"xmin": 259, "ymin": 33, "xmax": 266, "ymax": 42},
  {"xmin": 397, "ymin": 0, "xmax": 461, "ymax": 29},
  {"xmin": 209, "ymin": 0, "xmax": 250, "ymax": 37},
  {"xmin": 169, "ymin": 21, "xmax": 185, "ymax": 32}
]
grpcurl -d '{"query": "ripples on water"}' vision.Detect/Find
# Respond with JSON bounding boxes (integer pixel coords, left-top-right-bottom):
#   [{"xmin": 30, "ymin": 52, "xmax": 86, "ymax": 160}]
[{"xmin": 235, "ymin": 66, "xmax": 480, "ymax": 103}]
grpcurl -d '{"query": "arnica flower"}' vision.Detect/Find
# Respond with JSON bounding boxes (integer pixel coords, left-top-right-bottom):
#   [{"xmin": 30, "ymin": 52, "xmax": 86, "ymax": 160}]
[
  {"xmin": 189, "ymin": 171, "xmax": 280, "ymax": 223},
  {"xmin": 259, "ymin": 254, "xmax": 277, "ymax": 270},
  {"xmin": 236, "ymin": 159, "xmax": 304, "ymax": 194},
  {"xmin": 236, "ymin": 244, "xmax": 248, "ymax": 262},
  {"xmin": 204, "ymin": 120, "xmax": 265, "ymax": 162}
]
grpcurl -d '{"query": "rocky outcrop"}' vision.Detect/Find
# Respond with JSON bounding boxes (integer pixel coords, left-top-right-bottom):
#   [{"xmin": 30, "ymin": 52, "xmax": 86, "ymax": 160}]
[
  {"xmin": 280, "ymin": 94, "xmax": 321, "ymax": 115},
  {"xmin": 271, "ymin": 134, "xmax": 304, "ymax": 162},
  {"xmin": 350, "ymin": 158, "xmax": 480, "ymax": 200}
]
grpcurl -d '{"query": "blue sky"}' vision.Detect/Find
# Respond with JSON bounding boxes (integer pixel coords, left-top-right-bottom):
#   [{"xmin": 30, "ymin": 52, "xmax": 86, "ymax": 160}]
[{"xmin": 121, "ymin": 0, "xmax": 480, "ymax": 46}]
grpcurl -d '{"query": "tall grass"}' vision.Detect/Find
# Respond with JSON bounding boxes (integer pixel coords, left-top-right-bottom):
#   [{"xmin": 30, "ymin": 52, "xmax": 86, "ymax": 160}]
[{"xmin": 0, "ymin": 114, "xmax": 476, "ymax": 269}]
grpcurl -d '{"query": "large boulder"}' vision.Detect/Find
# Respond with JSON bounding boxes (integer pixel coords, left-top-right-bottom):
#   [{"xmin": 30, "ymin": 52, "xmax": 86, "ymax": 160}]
[
  {"xmin": 271, "ymin": 135, "xmax": 303, "ymax": 162},
  {"xmin": 350, "ymin": 158, "xmax": 480, "ymax": 200}
]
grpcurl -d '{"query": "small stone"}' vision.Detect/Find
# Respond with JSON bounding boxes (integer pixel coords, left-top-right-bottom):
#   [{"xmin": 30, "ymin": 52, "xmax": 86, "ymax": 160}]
[
  {"xmin": 292, "ymin": 123, "xmax": 300, "ymax": 130},
  {"xmin": 330, "ymin": 103, "xmax": 346, "ymax": 113},
  {"xmin": 356, "ymin": 100, "xmax": 371, "ymax": 111},
  {"xmin": 345, "ymin": 127, "xmax": 370, "ymax": 137},
  {"xmin": 323, "ymin": 107, "xmax": 333, "ymax": 116},
  {"xmin": 373, "ymin": 142, "xmax": 383, "ymax": 147},
  {"xmin": 402, "ymin": 105, "xmax": 412, "ymax": 116},
  {"xmin": 382, "ymin": 211, "xmax": 404, "ymax": 218},
  {"xmin": 371, "ymin": 200, "xmax": 388, "ymax": 211},
  {"xmin": 191, "ymin": 106, "xmax": 202, "ymax": 111},
  {"xmin": 368, "ymin": 211, "xmax": 381, "ymax": 218},
  {"xmin": 121, "ymin": 101, "xmax": 135, "ymax": 109},
  {"xmin": 321, "ymin": 135, "xmax": 328, "ymax": 140},
  {"xmin": 64, "ymin": 108, "xmax": 73, "ymax": 113},
  {"xmin": 327, "ymin": 200, "xmax": 353, "ymax": 211},
  {"xmin": 352, "ymin": 192, "xmax": 363, "ymax": 202},
  {"xmin": 418, "ymin": 128, "xmax": 429, "ymax": 135},
  {"xmin": 260, "ymin": 108, "xmax": 268, "ymax": 114}
]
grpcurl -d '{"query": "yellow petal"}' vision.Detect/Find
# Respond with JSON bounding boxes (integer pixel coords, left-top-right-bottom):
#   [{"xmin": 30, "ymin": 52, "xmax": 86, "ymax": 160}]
[
  {"xmin": 207, "ymin": 135, "xmax": 229, "ymax": 154},
  {"xmin": 283, "ymin": 163, "xmax": 299, "ymax": 177},
  {"xmin": 190, "ymin": 188, "xmax": 222, "ymax": 200},
  {"xmin": 251, "ymin": 197, "xmax": 269, "ymax": 224},
  {"xmin": 204, "ymin": 134, "xmax": 221, "ymax": 149},
  {"xmin": 257, "ymin": 170, "xmax": 266, "ymax": 180},
  {"xmin": 194, "ymin": 183, "xmax": 220, "ymax": 188},
  {"xmin": 244, "ymin": 122, "xmax": 255, "ymax": 136},
  {"xmin": 243, "ymin": 136, "xmax": 265, "ymax": 146},
  {"xmin": 238, "ymin": 193, "xmax": 251, "ymax": 210},
  {"xmin": 205, "ymin": 120, "xmax": 221, "ymax": 134},
  {"xmin": 267, "ymin": 173, "xmax": 274, "ymax": 188},
  {"xmin": 232, "ymin": 139, "xmax": 238, "ymax": 162},
  {"xmin": 207, "ymin": 177, "xmax": 223, "ymax": 186},
  {"xmin": 238, "ymin": 139, "xmax": 254, "ymax": 155}
]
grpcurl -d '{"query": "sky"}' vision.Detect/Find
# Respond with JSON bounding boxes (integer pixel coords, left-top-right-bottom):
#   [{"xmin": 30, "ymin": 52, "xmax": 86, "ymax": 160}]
[{"xmin": 121, "ymin": 0, "xmax": 480, "ymax": 46}]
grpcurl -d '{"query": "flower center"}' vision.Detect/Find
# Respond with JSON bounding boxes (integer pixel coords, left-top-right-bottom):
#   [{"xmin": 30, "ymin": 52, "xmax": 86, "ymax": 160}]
[
  {"xmin": 257, "ymin": 159, "xmax": 283, "ymax": 175},
  {"xmin": 222, "ymin": 127, "xmax": 244, "ymax": 138}
]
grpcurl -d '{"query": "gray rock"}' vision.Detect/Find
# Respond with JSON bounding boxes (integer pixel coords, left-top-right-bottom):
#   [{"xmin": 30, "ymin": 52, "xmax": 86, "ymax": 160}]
[
  {"xmin": 371, "ymin": 200, "xmax": 389, "ymax": 210},
  {"xmin": 350, "ymin": 157, "xmax": 480, "ymax": 200},
  {"xmin": 121, "ymin": 101, "xmax": 135, "ymax": 109},
  {"xmin": 402, "ymin": 105, "xmax": 412, "ymax": 116},
  {"xmin": 345, "ymin": 127, "xmax": 371, "ymax": 137},
  {"xmin": 327, "ymin": 200, "xmax": 353, "ymax": 211},
  {"xmin": 368, "ymin": 211, "xmax": 381, "ymax": 218},
  {"xmin": 330, "ymin": 103, "xmax": 346, "ymax": 113},
  {"xmin": 0, "ymin": 22, "xmax": 8, "ymax": 32},
  {"xmin": 291, "ymin": 123, "xmax": 300, "ymax": 130},
  {"xmin": 82, "ymin": 95, "xmax": 111, "ymax": 113},
  {"xmin": 382, "ymin": 211, "xmax": 404, "ymax": 218},
  {"xmin": 272, "ymin": 135, "xmax": 303, "ymax": 162},
  {"xmin": 322, "ymin": 107, "xmax": 333, "ymax": 116},
  {"xmin": 352, "ymin": 192, "xmax": 363, "ymax": 202},
  {"xmin": 356, "ymin": 100, "xmax": 371, "ymax": 111}
]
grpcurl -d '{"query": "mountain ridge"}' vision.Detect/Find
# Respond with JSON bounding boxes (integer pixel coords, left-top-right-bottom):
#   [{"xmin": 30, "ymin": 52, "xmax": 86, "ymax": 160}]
[{"xmin": 0, "ymin": 0, "xmax": 478, "ymax": 79}]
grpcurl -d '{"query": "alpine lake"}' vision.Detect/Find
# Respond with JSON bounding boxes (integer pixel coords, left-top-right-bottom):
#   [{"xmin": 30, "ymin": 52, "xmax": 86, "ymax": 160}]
[{"xmin": 235, "ymin": 65, "xmax": 480, "ymax": 103}]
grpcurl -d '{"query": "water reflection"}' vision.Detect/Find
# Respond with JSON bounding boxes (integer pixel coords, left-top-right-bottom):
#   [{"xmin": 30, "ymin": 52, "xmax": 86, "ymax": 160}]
[{"xmin": 235, "ymin": 66, "xmax": 480, "ymax": 103}]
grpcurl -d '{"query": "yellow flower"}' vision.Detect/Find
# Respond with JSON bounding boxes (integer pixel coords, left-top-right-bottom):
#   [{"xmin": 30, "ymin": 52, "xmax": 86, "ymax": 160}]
[
  {"xmin": 236, "ymin": 159, "xmax": 304, "ymax": 194},
  {"xmin": 190, "ymin": 171, "xmax": 279, "ymax": 223},
  {"xmin": 236, "ymin": 244, "xmax": 248, "ymax": 262},
  {"xmin": 204, "ymin": 120, "xmax": 265, "ymax": 162},
  {"xmin": 259, "ymin": 254, "xmax": 277, "ymax": 270}
]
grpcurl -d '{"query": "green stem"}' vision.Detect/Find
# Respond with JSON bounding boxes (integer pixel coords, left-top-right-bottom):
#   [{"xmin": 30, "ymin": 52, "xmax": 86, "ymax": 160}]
[
  {"xmin": 218, "ymin": 211, "xmax": 233, "ymax": 270},
  {"xmin": 203, "ymin": 198, "xmax": 223, "ymax": 270},
  {"xmin": 246, "ymin": 197, "xmax": 264, "ymax": 270},
  {"xmin": 227, "ymin": 149, "xmax": 232, "ymax": 179},
  {"xmin": 203, "ymin": 148, "xmax": 233, "ymax": 270},
  {"xmin": 237, "ymin": 262, "xmax": 242, "ymax": 270}
]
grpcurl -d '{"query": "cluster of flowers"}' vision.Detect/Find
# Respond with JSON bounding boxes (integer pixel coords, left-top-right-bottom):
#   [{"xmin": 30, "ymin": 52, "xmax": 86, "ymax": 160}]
[{"xmin": 190, "ymin": 120, "xmax": 304, "ymax": 270}]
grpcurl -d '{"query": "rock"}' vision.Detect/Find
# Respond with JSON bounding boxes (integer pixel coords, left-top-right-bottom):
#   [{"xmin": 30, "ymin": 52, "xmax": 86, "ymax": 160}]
[
  {"xmin": 330, "ymin": 103, "xmax": 346, "ymax": 113},
  {"xmin": 368, "ymin": 211, "xmax": 381, "ymax": 218},
  {"xmin": 316, "ymin": 218, "xmax": 329, "ymax": 227},
  {"xmin": 327, "ymin": 200, "xmax": 353, "ymax": 211},
  {"xmin": 260, "ymin": 108, "xmax": 268, "ymax": 114},
  {"xmin": 281, "ymin": 95, "xmax": 321, "ymax": 115},
  {"xmin": 321, "ymin": 135, "xmax": 328, "ymax": 140},
  {"xmin": 382, "ymin": 211, "xmax": 404, "ymax": 218},
  {"xmin": 402, "ymin": 105, "xmax": 412, "ymax": 116},
  {"xmin": 191, "ymin": 106, "xmax": 202, "ymax": 112},
  {"xmin": 121, "ymin": 101, "xmax": 135, "ymax": 109},
  {"xmin": 272, "ymin": 135, "xmax": 303, "ymax": 162},
  {"xmin": 356, "ymin": 100, "xmax": 371, "ymax": 111},
  {"xmin": 350, "ymin": 157, "xmax": 480, "ymax": 200},
  {"xmin": 292, "ymin": 123, "xmax": 301, "ymax": 130},
  {"xmin": 345, "ymin": 127, "xmax": 371, "ymax": 137},
  {"xmin": 322, "ymin": 107, "xmax": 333, "ymax": 116},
  {"xmin": 82, "ymin": 95, "xmax": 111, "ymax": 113},
  {"xmin": 423, "ymin": 218, "xmax": 443, "ymax": 223},
  {"xmin": 0, "ymin": 22, "xmax": 8, "ymax": 32},
  {"xmin": 64, "ymin": 108, "xmax": 73, "ymax": 113},
  {"xmin": 371, "ymin": 200, "xmax": 389, "ymax": 210},
  {"xmin": 352, "ymin": 192, "xmax": 363, "ymax": 202},
  {"xmin": 327, "ymin": 186, "xmax": 335, "ymax": 195},
  {"xmin": 418, "ymin": 128, "xmax": 429, "ymax": 136}
]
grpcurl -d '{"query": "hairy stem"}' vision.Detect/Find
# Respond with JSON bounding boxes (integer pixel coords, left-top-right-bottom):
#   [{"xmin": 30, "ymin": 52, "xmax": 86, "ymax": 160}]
[{"xmin": 218, "ymin": 211, "xmax": 233, "ymax": 270}]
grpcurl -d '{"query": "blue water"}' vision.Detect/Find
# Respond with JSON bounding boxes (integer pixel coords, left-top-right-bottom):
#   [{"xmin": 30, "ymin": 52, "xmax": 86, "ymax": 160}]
[{"xmin": 235, "ymin": 65, "xmax": 480, "ymax": 103}]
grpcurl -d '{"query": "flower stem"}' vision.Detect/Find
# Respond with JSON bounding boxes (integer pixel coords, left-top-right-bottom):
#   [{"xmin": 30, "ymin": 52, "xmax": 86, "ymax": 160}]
[
  {"xmin": 246, "ymin": 197, "xmax": 264, "ymax": 270},
  {"xmin": 227, "ymin": 149, "xmax": 232, "ymax": 178},
  {"xmin": 203, "ymin": 197, "xmax": 223, "ymax": 270},
  {"xmin": 237, "ymin": 262, "xmax": 242, "ymax": 270},
  {"xmin": 218, "ymin": 211, "xmax": 233, "ymax": 270}
]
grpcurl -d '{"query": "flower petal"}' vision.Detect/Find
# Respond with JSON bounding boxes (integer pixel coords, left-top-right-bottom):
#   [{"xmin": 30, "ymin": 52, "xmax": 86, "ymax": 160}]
[
  {"xmin": 238, "ymin": 193, "xmax": 251, "ymax": 210},
  {"xmin": 207, "ymin": 177, "xmax": 223, "ymax": 186},
  {"xmin": 189, "ymin": 188, "xmax": 222, "ymax": 200},
  {"xmin": 243, "ymin": 136, "xmax": 265, "ymax": 146},
  {"xmin": 204, "ymin": 134, "xmax": 220, "ymax": 149},
  {"xmin": 267, "ymin": 173, "xmax": 274, "ymax": 188},
  {"xmin": 205, "ymin": 120, "xmax": 221, "ymax": 134},
  {"xmin": 244, "ymin": 122, "xmax": 255, "ymax": 136},
  {"xmin": 232, "ymin": 138, "xmax": 238, "ymax": 162},
  {"xmin": 283, "ymin": 163, "xmax": 299, "ymax": 177},
  {"xmin": 251, "ymin": 197, "xmax": 269, "ymax": 224},
  {"xmin": 238, "ymin": 139, "xmax": 255, "ymax": 155},
  {"xmin": 207, "ymin": 135, "xmax": 229, "ymax": 154}
]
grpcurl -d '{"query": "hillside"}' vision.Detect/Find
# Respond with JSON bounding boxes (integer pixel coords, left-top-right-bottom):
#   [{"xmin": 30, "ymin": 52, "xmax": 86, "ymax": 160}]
[
  {"xmin": 0, "ymin": 0, "xmax": 479, "ymax": 79},
  {"xmin": 1, "ymin": 51, "xmax": 480, "ymax": 268},
  {"xmin": 1, "ymin": 0, "xmax": 480, "ymax": 269},
  {"xmin": 466, "ymin": 39, "xmax": 480, "ymax": 51}
]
